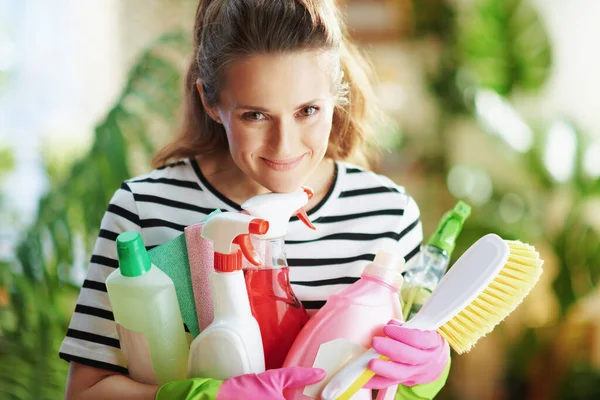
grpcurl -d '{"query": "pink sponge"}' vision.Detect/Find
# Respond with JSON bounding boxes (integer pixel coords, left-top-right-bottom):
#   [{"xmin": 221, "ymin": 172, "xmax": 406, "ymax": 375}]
[{"xmin": 184, "ymin": 222, "xmax": 215, "ymax": 332}]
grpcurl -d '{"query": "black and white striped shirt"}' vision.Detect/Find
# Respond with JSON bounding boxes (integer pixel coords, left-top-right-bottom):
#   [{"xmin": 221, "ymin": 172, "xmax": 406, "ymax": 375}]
[{"xmin": 59, "ymin": 158, "xmax": 423, "ymax": 374}]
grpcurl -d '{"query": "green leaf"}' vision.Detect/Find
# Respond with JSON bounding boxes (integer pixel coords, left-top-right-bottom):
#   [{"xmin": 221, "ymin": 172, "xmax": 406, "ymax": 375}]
[
  {"xmin": 458, "ymin": 0, "xmax": 552, "ymax": 94},
  {"xmin": 551, "ymin": 207, "xmax": 600, "ymax": 315}
]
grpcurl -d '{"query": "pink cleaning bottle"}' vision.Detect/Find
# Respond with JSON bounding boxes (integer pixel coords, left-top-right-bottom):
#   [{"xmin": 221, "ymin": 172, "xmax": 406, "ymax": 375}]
[{"xmin": 283, "ymin": 250, "xmax": 405, "ymax": 400}]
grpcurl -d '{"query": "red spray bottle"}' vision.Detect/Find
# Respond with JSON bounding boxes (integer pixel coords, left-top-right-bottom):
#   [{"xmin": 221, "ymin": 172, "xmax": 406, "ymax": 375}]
[{"xmin": 241, "ymin": 187, "xmax": 316, "ymax": 369}]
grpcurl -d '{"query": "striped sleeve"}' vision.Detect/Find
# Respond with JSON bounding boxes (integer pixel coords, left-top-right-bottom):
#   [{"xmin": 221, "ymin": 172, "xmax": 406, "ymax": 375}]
[
  {"xmin": 398, "ymin": 195, "xmax": 423, "ymax": 270},
  {"xmin": 59, "ymin": 183, "xmax": 141, "ymax": 374}
]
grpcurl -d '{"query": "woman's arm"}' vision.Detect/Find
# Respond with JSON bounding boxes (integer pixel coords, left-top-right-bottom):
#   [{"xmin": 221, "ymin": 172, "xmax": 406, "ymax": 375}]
[
  {"xmin": 65, "ymin": 362, "xmax": 159, "ymax": 400},
  {"xmin": 62, "ymin": 185, "xmax": 153, "ymax": 399},
  {"xmin": 65, "ymin": 363, "xmax": 326, "ymax": 400}
]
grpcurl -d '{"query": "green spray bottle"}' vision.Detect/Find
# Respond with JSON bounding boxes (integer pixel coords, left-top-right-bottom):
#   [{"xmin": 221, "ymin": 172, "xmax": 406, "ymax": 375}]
[{"xmin": 401, "ymin": 201, "xmax": 471, "ymax": 320}]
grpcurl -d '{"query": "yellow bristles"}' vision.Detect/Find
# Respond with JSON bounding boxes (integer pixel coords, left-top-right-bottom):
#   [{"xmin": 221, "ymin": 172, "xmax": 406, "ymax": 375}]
[{"xmin": 438, "ymin": 240, "xmax": 544, "ymax": 354}]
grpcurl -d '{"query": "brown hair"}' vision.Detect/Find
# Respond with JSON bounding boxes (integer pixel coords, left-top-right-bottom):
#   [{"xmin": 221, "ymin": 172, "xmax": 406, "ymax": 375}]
[{"xmin": 152, "ymin": 0, "xmax": 381, "ymax": 170}]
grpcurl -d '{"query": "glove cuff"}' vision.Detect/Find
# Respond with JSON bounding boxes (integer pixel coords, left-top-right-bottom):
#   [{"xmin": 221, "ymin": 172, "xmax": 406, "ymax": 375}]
[
  {"xmin": 156, "ymin": 378, "xmax": 223, "ymax": 400},
  {"xmin": 397, "ymin": 357, "xmax": 452, "ymax": 400}
]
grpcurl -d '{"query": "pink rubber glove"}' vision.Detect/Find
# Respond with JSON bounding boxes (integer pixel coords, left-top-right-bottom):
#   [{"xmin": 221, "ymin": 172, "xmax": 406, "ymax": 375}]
[
  {"xmin": 365, "ymin": 320, "xmax": 450, "ymax": 389},
  {"xmin": 217, "ymin": 367, "xmax": 326, "ymax": 400}
]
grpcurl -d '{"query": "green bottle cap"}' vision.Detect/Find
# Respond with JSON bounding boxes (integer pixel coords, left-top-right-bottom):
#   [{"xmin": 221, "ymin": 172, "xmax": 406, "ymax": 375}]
[
  {"xmin": 116, "ymin": 232, "xmax": 151, "ymax": 277},
  {"xmin": 426, "ymin": 201, "xmax": 471, "ymax": 256}
]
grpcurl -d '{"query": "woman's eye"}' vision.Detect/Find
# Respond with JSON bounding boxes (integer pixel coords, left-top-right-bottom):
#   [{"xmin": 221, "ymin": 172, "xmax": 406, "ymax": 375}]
[
  {"xmin": 242, "ymin": 112, "xmax": 265, "ymax": 121},
  {"xmin": 299, "ymin": 106, "xmax": 319, "ymax": 117}
]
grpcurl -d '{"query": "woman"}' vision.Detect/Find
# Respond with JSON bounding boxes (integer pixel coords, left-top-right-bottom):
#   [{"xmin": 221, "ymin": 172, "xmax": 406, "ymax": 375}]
[{"xmin": 61, "ymin": 1, "xmax": 450, "ymax": 399}]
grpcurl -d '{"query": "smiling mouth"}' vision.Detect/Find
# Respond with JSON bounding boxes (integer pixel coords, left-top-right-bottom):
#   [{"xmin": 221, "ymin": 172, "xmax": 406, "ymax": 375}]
[{"xmin": 261, "ymin": 154, "xmax": 306, "ymax": 171}]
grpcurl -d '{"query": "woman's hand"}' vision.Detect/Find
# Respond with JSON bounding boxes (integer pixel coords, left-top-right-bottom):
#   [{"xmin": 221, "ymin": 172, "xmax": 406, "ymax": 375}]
[
  {"xmin": 365, "ymin": 320, "xmax": 450, "ymax": 389},
  {"xmin": 218, "ymin": 367, "xmax": 325, "ymax": 400}
]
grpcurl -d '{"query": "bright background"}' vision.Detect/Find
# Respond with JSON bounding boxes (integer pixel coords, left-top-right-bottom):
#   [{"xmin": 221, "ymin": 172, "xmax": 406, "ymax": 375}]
[{"xmin": 1, "ymin": 1, "xmax": 600, "ymax": 399}]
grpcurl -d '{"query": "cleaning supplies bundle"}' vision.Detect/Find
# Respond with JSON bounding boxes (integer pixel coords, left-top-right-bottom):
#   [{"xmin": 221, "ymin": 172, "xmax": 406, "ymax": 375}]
[
  {"xmin": 240, "ymin": 187, "xmax": 315, "ymax": 370},
  {"xmin": 106, "ymin": 232, "xmax": 189, "ymax": 385},
  {"xmin": 401, "ymin": 201, "xmax": 471, "ymax": 320},
  {"xmin": 283, "ymin": 249, "xmax": 406, "ymax": 400},
  {"xmin": 107, "ymin": 194, "xmax": 543, "ymax": 400},
  {"xmin": 321, "ymin": 234, "xmax": 544, "ymax": 400},
  {"xmin": 187, "ymin": 212, "xmax": 269, "ymax": 380}
]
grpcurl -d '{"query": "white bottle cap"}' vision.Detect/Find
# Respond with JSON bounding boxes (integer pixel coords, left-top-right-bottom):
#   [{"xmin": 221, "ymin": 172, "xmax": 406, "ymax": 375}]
[
  {"xmin": 363, "ymin": 249, "xmax": 405, "ymax": 289},
  {"xmin": 241, "ymin": 188, "xmax": 310, "ymax": 239}
]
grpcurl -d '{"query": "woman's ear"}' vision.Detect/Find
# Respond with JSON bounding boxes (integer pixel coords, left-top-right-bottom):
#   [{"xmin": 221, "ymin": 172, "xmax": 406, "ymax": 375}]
[{"xmin": 196, "ymin": 79, "xmax": 222, "ymax": 124}]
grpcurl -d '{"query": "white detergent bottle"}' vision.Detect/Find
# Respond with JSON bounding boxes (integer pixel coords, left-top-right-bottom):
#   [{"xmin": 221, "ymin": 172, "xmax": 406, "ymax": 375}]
[
  {"xmin": 187, "ymin": 212, "xmax": 268, "ymax": 380},
  {"xmin": 106, "ymin": 231, "xmax": 189, "ymax": 385}
]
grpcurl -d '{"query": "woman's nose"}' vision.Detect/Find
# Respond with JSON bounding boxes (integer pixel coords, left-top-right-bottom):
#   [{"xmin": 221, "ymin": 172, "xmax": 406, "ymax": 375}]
[{"xmin": 268, "ymin": 119, "xmax": 297, "ymax": 155}]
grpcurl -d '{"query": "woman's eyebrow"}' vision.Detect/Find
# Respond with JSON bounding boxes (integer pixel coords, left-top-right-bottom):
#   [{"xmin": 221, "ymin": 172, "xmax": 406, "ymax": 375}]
[
  {"xmin": 233, "ymin": 104, "xmax": 270, "ymax": 112},
  {"xmin": 232, "ymin": 98, "xmax": 325, "ymax": 112}
]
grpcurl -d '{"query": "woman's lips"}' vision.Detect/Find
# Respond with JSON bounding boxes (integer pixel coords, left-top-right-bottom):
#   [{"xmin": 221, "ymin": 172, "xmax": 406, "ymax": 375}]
[{"xmin": 262, "ymin": 154, "xmax": 305, "ymax": 171}]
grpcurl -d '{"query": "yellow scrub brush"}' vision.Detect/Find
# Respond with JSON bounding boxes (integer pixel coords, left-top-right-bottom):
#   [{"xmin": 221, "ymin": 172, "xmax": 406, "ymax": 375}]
[{"xmin": 321, "ymin": 233, "xmax": 544, "ymax": 400}]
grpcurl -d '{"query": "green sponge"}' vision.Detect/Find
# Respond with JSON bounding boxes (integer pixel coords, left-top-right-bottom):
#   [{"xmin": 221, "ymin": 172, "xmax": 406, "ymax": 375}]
[
  {"xmin": 148, "ymin": 234, "xmax": 199, "ymax": 337},
  {"xmin": 147, "ymin": 209, "xmax": 222, "ymax": 338}
]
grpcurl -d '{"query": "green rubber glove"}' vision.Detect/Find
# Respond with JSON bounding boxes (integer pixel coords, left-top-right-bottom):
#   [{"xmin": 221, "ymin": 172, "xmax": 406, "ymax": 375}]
[
  {"xmin": 156, "ymin": 378, "xmax": 222, "ymax": 400},
  {"xmin": 395, "ymin": 357, "xmax": 451, "ymax": 400}
]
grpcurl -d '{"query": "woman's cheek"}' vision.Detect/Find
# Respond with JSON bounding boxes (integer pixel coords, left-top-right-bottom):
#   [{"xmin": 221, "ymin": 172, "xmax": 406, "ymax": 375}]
[
  {"xmin": 305, "ymin": 118, "xmax": 332, "ymax": 150},
  {"xmin": 227, "ymin": 123, "xmax": 262, "ymax": 154}
]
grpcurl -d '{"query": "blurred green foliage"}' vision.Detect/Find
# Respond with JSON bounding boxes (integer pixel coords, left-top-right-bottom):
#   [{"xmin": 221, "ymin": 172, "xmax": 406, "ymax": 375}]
[
  {"xmin": 408, "ymin": 0, "xmax": 600, "ymax": 399},
  {"xmin": 457, "ymin": 0, "xmax": 552, "ymax": 94},
  {"xmin": 0, "ymin": 32, "xmax": 189, "ymax": 399},
  {"xmin": 558, "ymin": 363, "xmax": 600, "ymax": 400},
  {"xmin": 0, "ymin": 147, "xmax": 14, "ymax": 177}
]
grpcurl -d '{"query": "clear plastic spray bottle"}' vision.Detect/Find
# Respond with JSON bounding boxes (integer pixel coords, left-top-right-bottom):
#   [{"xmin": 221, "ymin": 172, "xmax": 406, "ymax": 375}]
[{"xmin": 401, "ymin": 201, "xmax": 471, "ymax": 320}]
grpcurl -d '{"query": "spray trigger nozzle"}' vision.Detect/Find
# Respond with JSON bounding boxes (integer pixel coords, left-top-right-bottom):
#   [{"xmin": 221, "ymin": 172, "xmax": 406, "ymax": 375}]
[
  {"xmin": 298, "ymin": 187, "xmax": 315, "ymax": 229},
  {"xmin": 302, "ymin": 186, "xmax": 314, "ymax": 200},
  {"xmin": 295, "ymin": 208, "xmax": 316, "ymax": 230},
  {"xmin": 232, "ymin": 234, "xmax": 261, "ymax": 266},
  {"xmin": 231, "ymin": 218, "xmax": 269, "ymax": 266}
]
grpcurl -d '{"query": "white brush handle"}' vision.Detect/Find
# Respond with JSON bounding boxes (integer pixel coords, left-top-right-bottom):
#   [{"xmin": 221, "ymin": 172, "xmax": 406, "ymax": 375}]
[
  {"xmin": 319, "ymin": 319, "xmax": 429, "ymax": 400},
  {"xmin": 402, "ymin": 233, "xmax": 509, "ymax": 330},
  {"xmin": 320, "ymin": 348, "xmax": 381, "ymax": 400},
  {"xmin": 321, "ymin": 234, "xmax": 510, "ymax": 400}
]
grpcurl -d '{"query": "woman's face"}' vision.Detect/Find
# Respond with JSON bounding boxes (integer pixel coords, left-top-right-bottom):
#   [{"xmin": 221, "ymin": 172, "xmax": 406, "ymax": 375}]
[{"xmin": 205, "ymin": 50, "xmax": 337, "ymax": 193}]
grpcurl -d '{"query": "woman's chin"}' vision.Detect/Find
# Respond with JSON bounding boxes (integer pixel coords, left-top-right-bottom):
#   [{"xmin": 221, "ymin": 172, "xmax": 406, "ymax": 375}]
[
  {"xmin": 255, "ymin": 174, "xmax": 305, "ymax": 194},
  {"xmin": 261, "ymin": 181, "xmax": 303, "ymax": 194}
]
